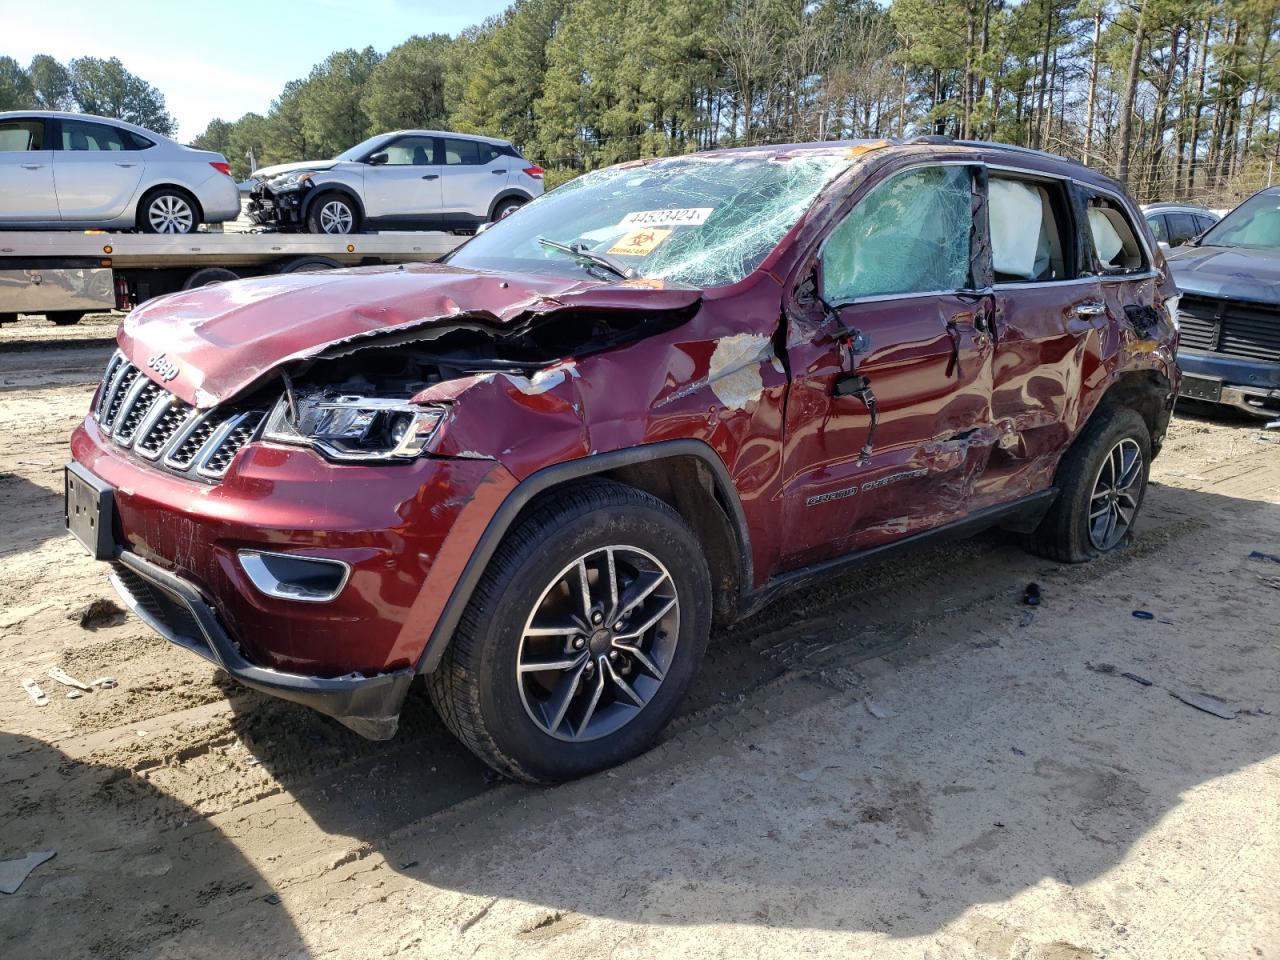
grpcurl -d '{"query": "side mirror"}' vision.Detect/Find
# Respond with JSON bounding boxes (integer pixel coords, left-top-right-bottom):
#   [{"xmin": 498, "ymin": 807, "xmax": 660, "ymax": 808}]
[{"xmin": 367, "ymin": 152, "xmax": 388, "ymax": 166}]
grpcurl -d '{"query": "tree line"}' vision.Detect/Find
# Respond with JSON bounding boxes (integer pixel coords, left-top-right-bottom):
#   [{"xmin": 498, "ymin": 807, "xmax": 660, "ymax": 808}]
[
  {"xmin": 5, "ymin": 1, "xmax": 1278, "ymax": 205},
  {"xmin": 0, "ymin": 54, "xmax": 175, "ymax": 136}
]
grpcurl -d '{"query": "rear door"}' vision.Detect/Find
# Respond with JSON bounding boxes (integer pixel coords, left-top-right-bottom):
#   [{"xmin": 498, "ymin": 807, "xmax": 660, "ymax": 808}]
[
  {"xmin": 360, "ymin": 134, "xmax": 442, "ymax": 220},
  {"xmin": 437, "ymin": 137, "xmax": 508, "ymax": 220},
  {"xmin": 979, "ymin": 170, "xmax": 1106, "ymax": 502},
  {"xmin": 779, "ymin": 162, "xmax": 996, "ymax": 568},
  {"xmin": 0, "ymin": 118, "xmax": 57, "ymax": 221},
  {"xmin": 52, "ymin": 117, "xmax": 147, "ymax": 220}
]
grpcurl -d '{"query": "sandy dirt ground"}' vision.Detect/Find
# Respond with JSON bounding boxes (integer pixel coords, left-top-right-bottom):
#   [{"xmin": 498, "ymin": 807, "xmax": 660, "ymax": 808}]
[{"xmin": 1, "ymin": 312, "xmax": 1277, "ymax": 960}]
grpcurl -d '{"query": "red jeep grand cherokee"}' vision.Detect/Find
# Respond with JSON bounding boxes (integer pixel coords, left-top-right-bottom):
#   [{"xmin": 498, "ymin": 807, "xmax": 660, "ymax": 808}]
[{"xmin": 67, "ymin": 140, "xmax": 1179, "ymax": 782}]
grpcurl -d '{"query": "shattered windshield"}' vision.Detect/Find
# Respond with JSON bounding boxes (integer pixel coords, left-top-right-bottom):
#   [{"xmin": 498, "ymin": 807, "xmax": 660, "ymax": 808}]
[
  {"xmin": 1199, "ymin": 191, "xmax": 1280, "ymax": 249},
  {"xmin": 447, "ymin": 152, "xmax": 850, "ymax": 287}
]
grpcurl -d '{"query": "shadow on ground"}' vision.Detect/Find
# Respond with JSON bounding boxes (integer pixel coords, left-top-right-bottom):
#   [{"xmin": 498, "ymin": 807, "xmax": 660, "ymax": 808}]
[
  {"xmin": 207, "ymin": 479, "xmax": 1280, "ymax": 940},
  {"xmin": 0, "ymin": 732, "xmax": 310, "ymax": 960}
]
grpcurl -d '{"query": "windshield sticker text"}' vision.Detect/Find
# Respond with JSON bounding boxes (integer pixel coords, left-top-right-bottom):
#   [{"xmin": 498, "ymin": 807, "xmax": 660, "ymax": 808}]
[{"xmin": 618, "ymin": 207, "xmax": 713, "ymax": 229}]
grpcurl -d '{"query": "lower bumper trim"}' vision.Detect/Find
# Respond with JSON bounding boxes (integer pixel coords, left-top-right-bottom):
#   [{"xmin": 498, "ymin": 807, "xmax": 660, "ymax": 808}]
[{"xmin": 110, "ymin": 551, "xmax": 412, "ymax": 739}]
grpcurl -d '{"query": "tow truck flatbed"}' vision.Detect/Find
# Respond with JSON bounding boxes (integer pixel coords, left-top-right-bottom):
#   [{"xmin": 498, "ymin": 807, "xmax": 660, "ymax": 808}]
[{"xmin": 0, "ymin": 229, "xmax": 465, "ymax": 324}]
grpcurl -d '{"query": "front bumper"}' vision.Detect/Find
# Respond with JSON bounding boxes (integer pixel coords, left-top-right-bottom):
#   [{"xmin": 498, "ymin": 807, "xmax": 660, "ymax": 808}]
[
  {"xmin": 247, "ymin": 184, "xmax": 306, "ymax": 228},
  {"xmin": 1177, "ymin": 347, "xmax": 1280, "ymax": 416},
  {"xmin": 110, "ymin": 551, "xmax": 412, "ymax": 739},
  {"xmin": 70, "ymin": 415, "xmax": 518, "ymax": 736}
]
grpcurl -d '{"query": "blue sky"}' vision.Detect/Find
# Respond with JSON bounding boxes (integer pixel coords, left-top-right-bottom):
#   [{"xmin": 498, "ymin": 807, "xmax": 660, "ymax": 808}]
[{"xmin": 0, "ymin": 0, "xmax": 514, "ymax": 139}]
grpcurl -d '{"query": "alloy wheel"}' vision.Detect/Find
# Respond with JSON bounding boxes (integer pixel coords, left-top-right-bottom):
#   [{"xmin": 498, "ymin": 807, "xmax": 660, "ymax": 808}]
[
  {"xmin": 319, "ymin": 200, "xmax": 354, "ymax": 234},
  {"xmin": 516, "ymin": 545, "xmax": 680, "ymax": 742},
  {"xmin": 1088, "ymin": 437, "xmax": 1143, "ymax": 550},
  {"xmin": 148, "ymin": 194, "xmax": 194, "ymax": 233}
]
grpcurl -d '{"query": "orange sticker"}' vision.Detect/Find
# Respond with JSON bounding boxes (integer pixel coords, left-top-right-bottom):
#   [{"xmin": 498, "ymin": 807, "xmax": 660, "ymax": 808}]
[{"xmin": 608, "ymin": 227, "xmax": 672, "ymax": 257}]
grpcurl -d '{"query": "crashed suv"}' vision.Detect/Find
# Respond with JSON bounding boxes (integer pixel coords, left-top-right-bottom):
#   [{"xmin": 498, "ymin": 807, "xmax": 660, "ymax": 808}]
[{"xmin": 67, "ymin": 140, "xmax": 1179, "ymax": 782}]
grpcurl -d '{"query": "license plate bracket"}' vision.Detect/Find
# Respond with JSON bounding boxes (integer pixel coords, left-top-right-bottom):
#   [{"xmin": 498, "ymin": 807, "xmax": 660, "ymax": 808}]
[
  {"xmin": 65, "ymin": 463, "xmax": 117, "ymax": 560},
  {"xmin": 1180, "ymin": 374, "xmax": 1223, "ymax": 403}
]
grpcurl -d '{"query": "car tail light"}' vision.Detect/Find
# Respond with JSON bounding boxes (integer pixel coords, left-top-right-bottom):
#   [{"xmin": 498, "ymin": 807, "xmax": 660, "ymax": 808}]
[
  {"xmin": 522, "ymin": 166, "xmax": 544, "ymax": 179},
  {"xmin": 209, "ymin": 161, "xmax": 232, "ymax": 176}
]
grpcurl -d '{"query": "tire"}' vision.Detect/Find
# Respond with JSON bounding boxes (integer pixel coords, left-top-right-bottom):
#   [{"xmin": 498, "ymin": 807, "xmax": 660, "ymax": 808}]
[
  {"xmin": 306, "ymin": 193, "xmax": 360, "ymax": 235},
  {"xmin": 276, "ymin": 256, "xmax": 342, "ymax": 274},
  {"xmin": 491, "ymin": 197, "xmax": 525, "ymax": 221},
  {"xmin": 426, "ymin": 479, "xmax": 712, "ymax": 783},
  {"xmin": 46, "ymin": 311, "xmax": 86, "ymax": 326},
  {"xmin": 138, "ymin": 188, "xmax": 200, "ymax": 234},
  {"xmin": 181, "ymin": 267, "xmax": 239, "ymax": 290},
  {"xmin": 1028, "ymin": 405, "xmax": 1152, "ymax": 563},
  {"xmin": 0, "ymin": 313, "xmax": 17, "ymax": 325}
]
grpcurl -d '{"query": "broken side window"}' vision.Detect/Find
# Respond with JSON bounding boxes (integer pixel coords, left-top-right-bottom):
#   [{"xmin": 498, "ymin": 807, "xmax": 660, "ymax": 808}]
[
  {"xmin": 989, "ymin": 176, "xmax": 1072, "ymax": 282},
  {"xmin": 1084, "ymin": 196, "xmax": 1147, "ymax": 274},
  {"xmin": 820, "ymin": 165, "xmax": 973, "ymax": 303}
]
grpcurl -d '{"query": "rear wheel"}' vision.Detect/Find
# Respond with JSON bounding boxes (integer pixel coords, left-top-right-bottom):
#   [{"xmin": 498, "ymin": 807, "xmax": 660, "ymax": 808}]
[
  {"xmin": 306, "ymin": 193, "xmax": 360, "ymax": 234},
  {"xmin": 1029, "ymin": 406, "xmax": 1152, "ymax": 562},
  {"xmin": 138, "ymin": 188, "xmax": 200, "ymax": 234},
  {"xmin": 426, "ymin": 480, "xmax": 711, "ymax": 783},
  {"xmin": 491, "ymin": 197, "xmax": 525, "ymax": 221}
]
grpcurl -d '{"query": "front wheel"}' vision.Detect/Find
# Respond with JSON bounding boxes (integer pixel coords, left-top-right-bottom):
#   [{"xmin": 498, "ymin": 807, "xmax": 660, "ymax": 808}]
[
  {"xmin": 306, "ymin": 194, "xmax": 360, "ymax": 234},
  {"xmin": 426, "ymin": 480, "xmax": 711, "ymax": 783},
  {"xmin": 1029, "ymin": 405, "xmax": 1152, "ymax": 562}
]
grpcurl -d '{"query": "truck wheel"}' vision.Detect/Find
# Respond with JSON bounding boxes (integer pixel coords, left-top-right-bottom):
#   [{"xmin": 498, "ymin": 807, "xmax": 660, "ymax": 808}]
[
  {"xmin": 47, "ymin": 311, "xmax": 86, "ymax": 326},
  {"xmin": 138, "ymin": 188, "xmax": 200, "ymax": 234},
  {"xmin": 276, "ymin": 256, "xmax": 342, "ymax": 274},
  {"xmin": 1028, "ymin": 406, "xmax": 1152, "ymax": 563},
  {"xmin": 182, "ymin": 267, "xmax": 240, "ymax": 289},
  {"xmin": 306, "ymin": 194, "xmax": 360, "ymax": 234},
  {"xmin": 0, "ymin": 313, "xmax": 16, "ymax": 325},
  {"xmin": 426, "ymin": 480, "xmax": 711, "ymax": 783}
]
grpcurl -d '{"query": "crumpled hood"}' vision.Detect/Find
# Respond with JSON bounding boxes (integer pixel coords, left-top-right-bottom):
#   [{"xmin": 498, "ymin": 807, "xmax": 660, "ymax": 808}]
[
  {"xmin": 1167, "ymin": 244, "xmax": 1280, "ymax": 304},
  {"xmin": 118, "ymin": 263, "xmax": 702, "ymax": 407},
  {"xmin": 251, "ymin": 159, "xmax": 342, "ymax": 179}
]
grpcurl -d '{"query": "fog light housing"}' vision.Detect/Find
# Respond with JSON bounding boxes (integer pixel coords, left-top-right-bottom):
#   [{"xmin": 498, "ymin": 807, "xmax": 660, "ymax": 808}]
[{"xmin": 238, "ymin": 550, "xmax": 351, "ymax": 603}]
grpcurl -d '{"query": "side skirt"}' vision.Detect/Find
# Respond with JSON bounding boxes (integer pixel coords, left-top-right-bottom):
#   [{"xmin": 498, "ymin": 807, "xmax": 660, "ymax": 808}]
[{"xmin": 736, "ymin": 489, "xmax": 1057, "ymax": 620}]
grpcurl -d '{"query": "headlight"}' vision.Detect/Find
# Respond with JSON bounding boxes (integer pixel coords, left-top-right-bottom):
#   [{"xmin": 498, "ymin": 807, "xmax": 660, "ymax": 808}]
[
  {"xmin": 262, "ymin": 392, "xmax": 444, "ymax": 461},
  {"xmin": 267, "ymin": 171, "xmax": 315, "ymax": 191},
  {"xmin": 1164, "ymin": 294, "xmax": 1181, "ymax": 332}
]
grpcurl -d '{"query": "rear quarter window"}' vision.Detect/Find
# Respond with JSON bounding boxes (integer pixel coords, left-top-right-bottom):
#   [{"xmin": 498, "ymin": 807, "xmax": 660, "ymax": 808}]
[{"xmin": 1084, "ymin": 195, "xmax": 1147, "ymax": 274}]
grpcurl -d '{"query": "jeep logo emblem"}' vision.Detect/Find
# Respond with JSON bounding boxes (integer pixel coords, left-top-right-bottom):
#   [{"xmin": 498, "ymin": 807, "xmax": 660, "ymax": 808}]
[{"xmin": 147, "ymin": 353, "xmax": 180, "ymax": 382}]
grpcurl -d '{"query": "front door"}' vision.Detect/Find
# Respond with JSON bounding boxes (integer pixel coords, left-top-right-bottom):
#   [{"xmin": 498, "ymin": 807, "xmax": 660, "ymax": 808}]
[
  {"xmin": 780, "ymin": 163, "xmax": 996, "ymax": 570},
  {"xmin": 0, "ymin": 118, "xmax": 57, "ymax": 221},
  {"xmin": 51, "ymin": 117, "xmax": 147, "ymax": 220},
  {"xmin": 361, "ymin": 134, "xmax": 442, "ymax": 221}
]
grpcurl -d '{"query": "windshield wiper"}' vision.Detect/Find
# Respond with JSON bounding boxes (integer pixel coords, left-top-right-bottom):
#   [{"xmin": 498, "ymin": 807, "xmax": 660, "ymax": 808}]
[{"xmin": 536, "ymin": 237, "xmax": 630, "ymax": 280}]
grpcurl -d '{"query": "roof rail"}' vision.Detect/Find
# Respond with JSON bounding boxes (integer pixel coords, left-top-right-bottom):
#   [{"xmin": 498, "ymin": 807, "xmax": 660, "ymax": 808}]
[{"xmin": 953, "ymin": 139, "xmax": 1085, "ymax": 168}]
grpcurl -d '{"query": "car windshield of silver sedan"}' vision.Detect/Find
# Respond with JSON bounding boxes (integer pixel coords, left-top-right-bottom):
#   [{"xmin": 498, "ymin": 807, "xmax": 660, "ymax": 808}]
[
  {"xmin": 446, "ymin": 152, "xmax": 850, "ymax": 287},
  {"xmin": 1199, "ymin": 191, "xmax": 1280, "ymax": 249}
]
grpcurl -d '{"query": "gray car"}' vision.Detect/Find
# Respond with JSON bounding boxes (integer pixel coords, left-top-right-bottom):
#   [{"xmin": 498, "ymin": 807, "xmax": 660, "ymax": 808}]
[
  {"xmin": 246, "ymin": 130, "xmax": 545, "ymax": 234},
  {"xmin": 0, "ymin": 111, "xmax": 240, "ymax": 233}
]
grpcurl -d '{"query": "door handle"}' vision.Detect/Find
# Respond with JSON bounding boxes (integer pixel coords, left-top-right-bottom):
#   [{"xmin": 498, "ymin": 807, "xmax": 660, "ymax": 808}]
[
  {"xmin": 1075, "ymin": 300, "xmax": 1106, "ymax": 317},
  {"xmin": 20, "ymin": 163, "xmax": 43, "ymax": 170},
  {"xmin": 421, "ymin": 174, "xmax": 439, "ymax": 180},
  {"xmin": 491, "ymin": 169, "xmax": 507, "ymax": 174},
  {"xmin": 114, "ymin": 162, "xmax": 136, "ymax": 168}
]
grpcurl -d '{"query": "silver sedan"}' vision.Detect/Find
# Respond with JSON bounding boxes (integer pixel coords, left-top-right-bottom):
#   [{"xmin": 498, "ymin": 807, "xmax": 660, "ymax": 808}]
[{"xmin": 0, "ymin": 110, "xmax": 240, "ymax": 233}]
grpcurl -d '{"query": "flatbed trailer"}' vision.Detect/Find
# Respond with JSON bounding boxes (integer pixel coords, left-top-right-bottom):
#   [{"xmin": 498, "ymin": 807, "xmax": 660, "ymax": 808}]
[{"xmin": 0, "ymin": 230, "xmax": 464, "ymax": 325}]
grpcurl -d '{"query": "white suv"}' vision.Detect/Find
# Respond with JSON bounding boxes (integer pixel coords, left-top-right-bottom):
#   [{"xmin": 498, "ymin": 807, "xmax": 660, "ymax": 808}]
[{"xmin": 247, "ymin": 131, "xmax": 545, "ymax": 234}]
